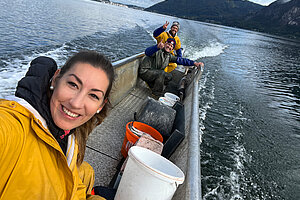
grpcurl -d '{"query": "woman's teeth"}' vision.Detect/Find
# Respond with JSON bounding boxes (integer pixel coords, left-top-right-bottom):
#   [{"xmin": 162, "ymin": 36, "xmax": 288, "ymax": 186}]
[{"xmin": 63, "ymin": 106, "xmax": 79, "ymax": 118}]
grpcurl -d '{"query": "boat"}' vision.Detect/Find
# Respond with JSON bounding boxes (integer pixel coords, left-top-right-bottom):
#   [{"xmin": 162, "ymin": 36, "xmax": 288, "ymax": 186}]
[{"xmin": 84, "ymin": 52, "xmax": 203, "ymax": 200}]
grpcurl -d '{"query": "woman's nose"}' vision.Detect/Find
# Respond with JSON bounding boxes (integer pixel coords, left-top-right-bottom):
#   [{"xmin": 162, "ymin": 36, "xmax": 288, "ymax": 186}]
[{"xmin": 69, "ymin": 93, "xmax": 85, "ymax": 109}]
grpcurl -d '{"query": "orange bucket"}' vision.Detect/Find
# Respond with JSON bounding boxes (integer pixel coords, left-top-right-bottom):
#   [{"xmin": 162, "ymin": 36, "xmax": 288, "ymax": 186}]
[{"xmin": 121, "ymin": 121, "xmax": 163, "ymax": 158}]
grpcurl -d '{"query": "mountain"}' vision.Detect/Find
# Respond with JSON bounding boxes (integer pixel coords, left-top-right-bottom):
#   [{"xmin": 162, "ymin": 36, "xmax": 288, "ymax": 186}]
[
  {"xmin": 145, "ymin": 0, "xmax": 300, "ymax": 39},
  {"xmin": 243, "ymin": 0, "xmax": 300, "ymax": 38},
  {"xmin": 145, "ymin": 0, "xmax": 263, "ymax": 25}
]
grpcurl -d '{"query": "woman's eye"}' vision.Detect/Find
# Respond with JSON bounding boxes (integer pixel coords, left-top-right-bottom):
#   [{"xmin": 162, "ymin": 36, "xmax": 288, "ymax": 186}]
[
  {"xmin": 90, "ymin": 94, "xmax": 100, "ymax": 100},
  {"xmin": 68, "ymin": 81, "xmax": 78, "ymax": 88}
]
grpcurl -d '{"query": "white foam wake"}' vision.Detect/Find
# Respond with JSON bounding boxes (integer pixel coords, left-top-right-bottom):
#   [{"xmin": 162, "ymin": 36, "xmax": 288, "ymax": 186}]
[
  {"xmin": 0, "ymin": 44, "xmax": 69, "ymax": 98},
  {"xmin": 186, "ymin": 41, "xmax": 228, "ymax": 61}
]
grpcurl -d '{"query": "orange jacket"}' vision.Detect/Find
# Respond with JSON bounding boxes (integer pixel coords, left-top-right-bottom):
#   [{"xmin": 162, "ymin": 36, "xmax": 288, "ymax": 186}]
[{"xmin": 154, "ymin": 28, "xmax": 182, "ymax": 56}]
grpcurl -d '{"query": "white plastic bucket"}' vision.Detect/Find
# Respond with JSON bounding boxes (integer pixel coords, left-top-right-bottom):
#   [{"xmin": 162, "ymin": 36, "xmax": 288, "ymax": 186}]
[
  {"xmin": 164, "ymin": 92, "xmax": 180, "ymax": 105},
  {"xmin": 114, "ymin": 146, "xmax": 185, "ymax": 200},
  {"xmin": 159, "ymin": 97, "xmax": 173, "ymax": 107}
]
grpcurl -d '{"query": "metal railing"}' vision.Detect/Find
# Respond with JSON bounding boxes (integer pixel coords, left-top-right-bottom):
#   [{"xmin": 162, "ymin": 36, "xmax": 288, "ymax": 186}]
[{"xmin": 186, "ymin": 68, "xmax": 203, "ymax": 200}]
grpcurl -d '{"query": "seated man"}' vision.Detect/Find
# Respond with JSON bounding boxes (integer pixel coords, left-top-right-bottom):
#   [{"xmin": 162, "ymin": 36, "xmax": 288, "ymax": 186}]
[
  {"xmin": 153, "ymin": 21, "xmax": 182, "ymax": 73},
  {"xmin": 139, "ymin": 38, "xmax": 204, "ymax": 96}
]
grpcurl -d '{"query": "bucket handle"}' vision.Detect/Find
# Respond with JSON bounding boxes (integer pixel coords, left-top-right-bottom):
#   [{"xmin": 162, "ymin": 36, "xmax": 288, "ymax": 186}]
[
  {"xmin": 174, "ymin": 179, "xmax": 184, "ymax": 188},
  {"xmin": 172, "ymin": 181, "xmax": 179, "ymax": 191}
]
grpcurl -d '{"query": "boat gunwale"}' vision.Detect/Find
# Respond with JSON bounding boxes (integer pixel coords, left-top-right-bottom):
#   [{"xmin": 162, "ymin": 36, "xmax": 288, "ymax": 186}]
[
  {"xmin": 186, "ymin": 69, "xmax": 202, "ymax": 200},
  {"xmin": 112, "ymin": 52, "xmax": 144, "ymax": 69}
]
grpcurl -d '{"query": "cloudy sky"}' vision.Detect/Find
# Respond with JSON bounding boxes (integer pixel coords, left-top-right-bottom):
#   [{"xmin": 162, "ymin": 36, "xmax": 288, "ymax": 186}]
[
  {"xmin": 249, "ymin": 0, "xmax": 277, "ymax": 6},
  {"xmin": 110, "ymin": 0, "xmax": 164, "ymax": 8}
]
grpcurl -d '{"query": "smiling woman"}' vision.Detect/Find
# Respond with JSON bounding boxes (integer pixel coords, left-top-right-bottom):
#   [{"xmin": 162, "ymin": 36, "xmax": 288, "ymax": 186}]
[
  {"xmin": 0, "ymin": 51, "xmax": 114, "ymax": 200},
  {"xmin": 50, "ymin": 51, "xmax": 114, "ymax": 165},
  {"xmin": 50, "ymin": 63, "xmax": 109, "ymax": 130}
]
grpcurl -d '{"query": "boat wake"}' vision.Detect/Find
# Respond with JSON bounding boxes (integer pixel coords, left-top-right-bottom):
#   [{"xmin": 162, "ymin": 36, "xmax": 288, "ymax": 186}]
[
  {"xmin": 197, "ymin": 58, "xmax": 256, "ymax": 199},
  {"xmin": 0, "ymin": 25, "xmax": 155, "ymax": 98},
  {"xmin": 185, "ymin": 41, "xmax": 228, "ymax": 61}
]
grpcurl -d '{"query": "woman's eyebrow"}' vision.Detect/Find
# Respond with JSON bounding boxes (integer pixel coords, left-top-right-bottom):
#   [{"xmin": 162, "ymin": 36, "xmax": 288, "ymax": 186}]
[
  {"xmin": 69, "ymin": 74, "xmax": 105, "ymax": 96},
  {"xmin": 91, "ymin": 88, "xmax": 105, "ymax": 96},
  {"xmin": 69, "ymin": 74, "xmax": 82, "ymax": 85}
]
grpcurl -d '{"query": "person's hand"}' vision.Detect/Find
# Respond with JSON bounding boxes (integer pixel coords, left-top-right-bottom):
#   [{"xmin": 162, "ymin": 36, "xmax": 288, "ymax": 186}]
[
  {"xmin": 157, "ymin": 41, "xmax": 164, "ymax": 49},
  {"xmin": 163, "ymin": 21, "xmax": 169, "ymax": 29},
  {"xmin": 194, "ymin": 62, "xmax": 204, "ymax": 68}
]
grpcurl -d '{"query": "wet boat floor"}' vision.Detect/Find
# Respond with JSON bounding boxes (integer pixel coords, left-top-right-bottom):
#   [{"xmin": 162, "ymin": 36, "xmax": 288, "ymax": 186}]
[
  {"xmin": 84, "ymin": 70, "xmax": 188, "ymax": 187},
  {"xmin": 84, "ymin": 79, "xmax": 150, "ymax": 186}
]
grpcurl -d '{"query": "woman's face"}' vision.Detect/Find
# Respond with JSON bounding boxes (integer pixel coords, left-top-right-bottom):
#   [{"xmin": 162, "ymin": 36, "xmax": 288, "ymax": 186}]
[{"xmin": 50, "ymin": 62, "xmax": 109, "ymax": 130}]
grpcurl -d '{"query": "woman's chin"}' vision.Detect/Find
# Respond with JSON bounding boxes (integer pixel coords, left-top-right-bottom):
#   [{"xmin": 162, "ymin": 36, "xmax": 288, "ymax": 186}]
[{"xmin": 54, "ymin": 120, "xmax": 76, "ymax": 131}]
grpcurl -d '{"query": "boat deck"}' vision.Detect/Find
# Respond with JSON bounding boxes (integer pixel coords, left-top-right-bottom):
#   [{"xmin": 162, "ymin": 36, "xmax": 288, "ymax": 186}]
[{"xmin": 84, "ymin": 79, "xmax": 151, "ymax": 186}]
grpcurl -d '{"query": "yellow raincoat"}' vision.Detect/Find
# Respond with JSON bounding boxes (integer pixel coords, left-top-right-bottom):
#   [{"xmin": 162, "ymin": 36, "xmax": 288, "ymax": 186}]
[{"xmin": 0, "ymin": 98, "xmax": 104, "ymax": 200}]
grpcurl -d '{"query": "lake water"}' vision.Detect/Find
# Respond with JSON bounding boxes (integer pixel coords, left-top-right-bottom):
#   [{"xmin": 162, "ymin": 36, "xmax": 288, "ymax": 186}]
[{"xmin": 0, "ymin": 0, "xmax": 299, "ymax": 199}]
